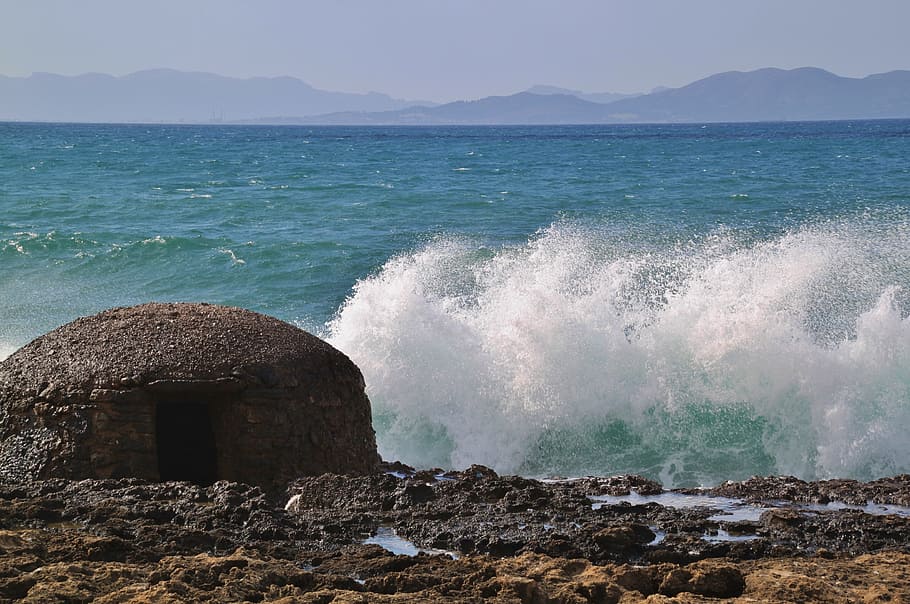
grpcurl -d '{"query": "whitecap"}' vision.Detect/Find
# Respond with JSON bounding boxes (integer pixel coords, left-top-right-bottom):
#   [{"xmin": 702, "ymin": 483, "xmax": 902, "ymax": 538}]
[
  {"xmin": 4, "ymin": 232, "xmax": 38, "ymax": 254},
  {"xmin": 328, "ymin": 217, "xmax": 910, "ymax": 485},
  {"xmin": 0, "ymin": 343, "xmax": 16, "ymax": 361},
  {"xmin": 219, "ymin": 249, "xmax": 246, "ymax": 266}
]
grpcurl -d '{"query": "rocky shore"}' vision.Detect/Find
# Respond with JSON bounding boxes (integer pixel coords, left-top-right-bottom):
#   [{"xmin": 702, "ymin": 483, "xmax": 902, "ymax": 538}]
[{"xmin": 2, "ymin": 466, "xmax": 910, "ymax": 602}]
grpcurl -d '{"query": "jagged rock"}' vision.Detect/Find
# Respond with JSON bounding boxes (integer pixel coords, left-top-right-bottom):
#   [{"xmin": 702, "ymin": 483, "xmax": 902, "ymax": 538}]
[
  {"xmin": 2, "ymin": 472, "xmax": 910, "ymax": 601},
  {"xmin": 593, "ymin": 524, "xmax": 656, "ymax": 554}
]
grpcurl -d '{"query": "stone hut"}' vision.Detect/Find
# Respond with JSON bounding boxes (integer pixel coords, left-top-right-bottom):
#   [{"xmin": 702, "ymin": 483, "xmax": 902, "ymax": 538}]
[{"xmin": 0, "ymin": 303, "xmax": 379, "ymax": 489}]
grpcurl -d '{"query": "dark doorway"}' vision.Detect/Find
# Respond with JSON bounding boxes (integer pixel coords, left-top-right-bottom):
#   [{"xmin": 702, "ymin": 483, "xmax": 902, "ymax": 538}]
[{"xmin": 156, "ymin": 402, "xmax": 218, "ymax": 485}]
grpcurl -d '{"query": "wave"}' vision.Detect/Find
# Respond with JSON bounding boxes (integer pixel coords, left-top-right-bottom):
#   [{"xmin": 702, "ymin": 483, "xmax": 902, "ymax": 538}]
[{"xmin": 328, "ymin": 216, "xmax": 910, "ymax": 486}]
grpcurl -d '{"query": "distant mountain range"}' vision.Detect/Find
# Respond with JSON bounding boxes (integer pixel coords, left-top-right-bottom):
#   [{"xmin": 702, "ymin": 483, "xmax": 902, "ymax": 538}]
[
  {"xmin": 290, "ymin": 92, "xmax": 618, "ymax": 125},
  {"xmin": 523, "ymin": 85, "xmax": 640, "ymax": 105},
  {"xmin": 2, "ymin": 67, "xmax": 910, "ymax": 125},
  {"xmin": 301, "ymin": 68, "xmax": 910, "ymax": 125},
  {"xmin": 601, "ymin": 67, "xmax": 910, "ymax": 123},
  {"xmin": 0, "ymin": 69, "xmax": 434, "ymax": 123}
]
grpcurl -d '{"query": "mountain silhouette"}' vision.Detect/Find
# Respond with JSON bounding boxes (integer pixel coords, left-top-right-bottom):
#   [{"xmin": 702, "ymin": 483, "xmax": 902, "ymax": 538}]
[
  {"xmin": 2, "ymin": 67, "xmax": 910, "ymax": 124},
  {"xmin": 297, "ymin": 68, "xmax": 910, "ymax": 125},
  {"xmin": 0, "ymin": 69, "xmax": 431, "ymax": 123}
]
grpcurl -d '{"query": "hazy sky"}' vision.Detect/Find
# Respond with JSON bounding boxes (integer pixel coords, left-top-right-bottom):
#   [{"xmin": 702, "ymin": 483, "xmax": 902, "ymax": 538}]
[{"xmin": 3, "ymin": 0, "xmax": 909, "ymax": 103}]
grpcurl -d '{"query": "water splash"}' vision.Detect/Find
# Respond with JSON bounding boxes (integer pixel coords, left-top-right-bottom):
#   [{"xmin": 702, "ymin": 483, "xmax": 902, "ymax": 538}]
[
  {"xmin": 0, "ymin": 344, "xmax": 15, "ymax": 362},
  {"xmin": 329, "ymin": 217, "xmax": 910, "ymax": 486}
]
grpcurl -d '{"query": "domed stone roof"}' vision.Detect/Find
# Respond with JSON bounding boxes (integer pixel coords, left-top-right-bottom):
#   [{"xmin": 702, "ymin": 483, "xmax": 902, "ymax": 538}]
[
  {"xmin": 0, "ymin": 302, "xmax": 349, "ymax": 403},
  {"xmin": 0, "ymin": 303, "xmax": 379, "ymax": 488}
]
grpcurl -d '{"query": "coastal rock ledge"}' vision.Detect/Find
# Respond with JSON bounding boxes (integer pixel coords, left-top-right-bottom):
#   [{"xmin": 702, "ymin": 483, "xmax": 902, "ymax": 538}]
[{"xmin": 0, "ymin": 302, "xmax": 379, "ymax": 488}]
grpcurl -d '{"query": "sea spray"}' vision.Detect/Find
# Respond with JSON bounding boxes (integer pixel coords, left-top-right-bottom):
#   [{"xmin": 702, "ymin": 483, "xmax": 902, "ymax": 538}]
[
  {"xmin": 328, "ymin": 218, "xmax": 910, "ymax": 486},
  {"xmin": 0, "ymin": 344, "xmax": 15, "ymax": 362}
]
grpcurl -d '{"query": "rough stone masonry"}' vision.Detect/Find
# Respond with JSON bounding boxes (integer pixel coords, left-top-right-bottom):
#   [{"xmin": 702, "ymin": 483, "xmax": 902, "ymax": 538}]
[{"xmin": 0, "ymin": 302, "xmax": 379, "ymax": 490}]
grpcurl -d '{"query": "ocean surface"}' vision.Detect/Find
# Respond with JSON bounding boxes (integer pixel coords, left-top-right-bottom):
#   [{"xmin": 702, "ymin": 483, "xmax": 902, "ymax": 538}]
[{"xmin": 2, "ymin": 120, "xmax": 909, "ymax": 487}]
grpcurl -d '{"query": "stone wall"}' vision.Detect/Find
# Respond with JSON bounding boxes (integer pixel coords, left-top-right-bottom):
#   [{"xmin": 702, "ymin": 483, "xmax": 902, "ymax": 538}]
[
  {"xmin": 87, "ymin": 390, "xmax": 158, "ymax": 480},
  {"xmin": 1, "ymin": 378, "xmax": 378, "ymax": 489}
]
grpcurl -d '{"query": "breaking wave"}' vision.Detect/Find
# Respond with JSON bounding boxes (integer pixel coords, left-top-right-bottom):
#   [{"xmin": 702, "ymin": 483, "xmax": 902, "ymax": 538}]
[
  {"xmin": 0, "ymin": 344, "xmax": 14, "ymax": 363},
  {"xmin": 329, "ymin": 216, "xmax": 910, "ymax": 486}
]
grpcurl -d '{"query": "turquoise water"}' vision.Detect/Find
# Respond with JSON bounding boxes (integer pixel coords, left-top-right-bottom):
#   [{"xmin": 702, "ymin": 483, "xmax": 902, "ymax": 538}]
[{"xmin": 2, "ymin": 120, "xmax": 909, "ymax": 486}]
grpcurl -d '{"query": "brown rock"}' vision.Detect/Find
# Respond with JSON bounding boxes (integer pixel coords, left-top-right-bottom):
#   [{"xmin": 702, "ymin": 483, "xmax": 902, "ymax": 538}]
[
  {"xmin": 593, "ymin": 525, "xmax": 655, "ymax": 554},
  {"xmin": 614, "ymin": 566, "xmax": 658, "ymax": 595},
  {"xmin": 658, "ymin": 567, "xmax": 692, "ymax": 596},
  {"xmin": 688, "ymin": 563, "xmax": 745, "ymax": 598}
]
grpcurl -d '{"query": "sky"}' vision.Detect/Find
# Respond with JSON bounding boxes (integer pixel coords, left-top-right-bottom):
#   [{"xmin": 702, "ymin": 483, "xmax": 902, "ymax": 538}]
[{"xmin": 2, "ymin": 0, "xmax": 909, "ymax": 103}]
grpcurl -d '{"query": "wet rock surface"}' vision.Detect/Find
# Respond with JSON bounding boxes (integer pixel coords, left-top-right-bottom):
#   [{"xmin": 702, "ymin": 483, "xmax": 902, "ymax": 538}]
[
  {"xmin": 1, "ymin": 468, "xmax": 909, "ymax": 601},
  {"xmin": 700, "ymin": 473, "xmax": 910, "ymax": 506}
]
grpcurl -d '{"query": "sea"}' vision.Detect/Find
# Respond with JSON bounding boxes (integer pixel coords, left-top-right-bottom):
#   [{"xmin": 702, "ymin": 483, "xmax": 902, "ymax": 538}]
[{"xmin": 2, "ymin": 120, "xmax": 909, "ymax": 487}]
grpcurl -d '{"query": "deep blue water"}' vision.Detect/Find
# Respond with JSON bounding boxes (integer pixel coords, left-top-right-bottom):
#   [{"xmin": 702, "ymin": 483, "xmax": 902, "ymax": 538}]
[{"xmin": 2, "ymin": 120, "xmax": 909, "ymax": 485}]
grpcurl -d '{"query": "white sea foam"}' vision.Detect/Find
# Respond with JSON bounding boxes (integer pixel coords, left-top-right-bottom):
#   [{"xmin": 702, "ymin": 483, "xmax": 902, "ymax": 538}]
[
  {"xmin": 3, "ymin": 232, "xmax": 39, "ymax": 254},
  {"xmin": 219, "ymin": 249, "xmax": 246, "ymax": 266},
  {"xmin": 328, "ymin": 218, "xmax": 910, "ymax": 485}
]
